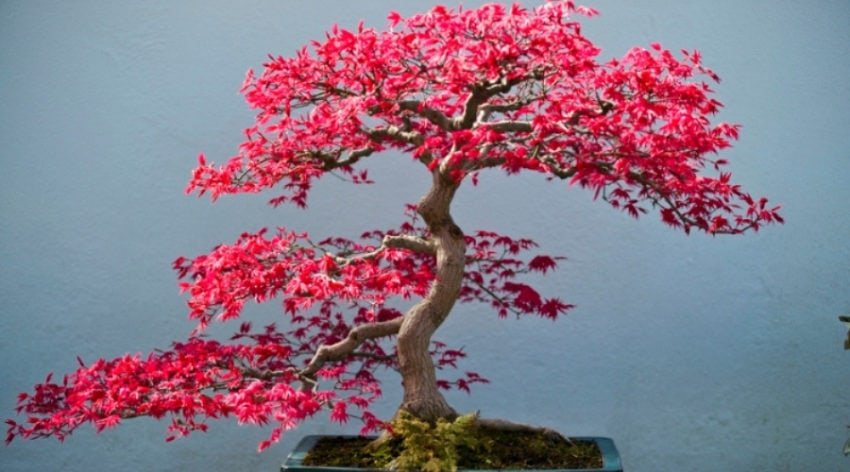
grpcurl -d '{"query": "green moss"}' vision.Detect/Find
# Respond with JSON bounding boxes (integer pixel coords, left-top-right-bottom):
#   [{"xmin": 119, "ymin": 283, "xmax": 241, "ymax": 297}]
[{"xmin": 303, "ymin": 413, "xmax": 603, "ymax": 471}]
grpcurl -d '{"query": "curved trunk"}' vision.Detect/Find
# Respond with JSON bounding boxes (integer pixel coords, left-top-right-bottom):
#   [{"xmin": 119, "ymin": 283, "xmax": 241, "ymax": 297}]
[{"xmin": 395, "ymin": 170, "xmax": 465, "ymax": 422}]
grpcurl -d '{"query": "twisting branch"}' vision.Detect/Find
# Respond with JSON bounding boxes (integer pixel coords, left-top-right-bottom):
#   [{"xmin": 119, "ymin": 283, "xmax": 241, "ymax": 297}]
[
  {"xmin": 239, "ymin": 366, "xmax": 288, "ymax": 382},
  {"xmin": 299, "ymin": 317, "xmax": 404, "ymax": 388},
  {"xmin": 310, "ymin": 146, "xmax": 375, "ymax": 170},
  {"xmin": 368, "ymin": 126, "xmax": 424, "ymax": 146},
  {"xmin": 383, "ymin": 234, "xmax": 436, "ymax": 254},
  {"xmin": 397, "ymin": 100, "xmax": 455, "ymax": 131},
  {"xmin": 541, "ymin": 155, "xmax": 578, "ymax": 179},
  {"xmin": 333, "ymin": 234, "xmax": 435, "ymax": 267},
  {"xmin": 456, "ymin": 75, "xmax": 534, "ymax": 129},
  {"xmin": 478, "ymin": 94, "xmax": 545, "ymax": 115},
  {"xmin": 485, "ymin": 120, "xmax": 533, "ymax": 133}
]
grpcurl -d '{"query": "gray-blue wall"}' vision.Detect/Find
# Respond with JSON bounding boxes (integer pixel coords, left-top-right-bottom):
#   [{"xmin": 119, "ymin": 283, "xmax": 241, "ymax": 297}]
[{"xmin": 2, "ymin": 1, "xmax": 848, "ymax": 470}]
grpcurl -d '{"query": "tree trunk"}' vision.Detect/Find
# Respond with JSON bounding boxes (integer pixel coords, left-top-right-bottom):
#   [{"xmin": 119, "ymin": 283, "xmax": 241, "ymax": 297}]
[{"xmin": 395, "ymin": 170, "xmax": 465, "ymax": 422}]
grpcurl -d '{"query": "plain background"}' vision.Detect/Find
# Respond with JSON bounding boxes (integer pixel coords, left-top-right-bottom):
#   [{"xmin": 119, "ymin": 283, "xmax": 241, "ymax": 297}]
[{"xmin": 2, "ymin": 1, "xmax": 848, "ymax": 470}]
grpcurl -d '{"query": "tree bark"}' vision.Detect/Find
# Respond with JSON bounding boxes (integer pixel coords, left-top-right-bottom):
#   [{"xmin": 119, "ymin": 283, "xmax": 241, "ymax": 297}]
[{"xmin": 395, "ymin": 169, "xmax": 465, "ymax": 422}]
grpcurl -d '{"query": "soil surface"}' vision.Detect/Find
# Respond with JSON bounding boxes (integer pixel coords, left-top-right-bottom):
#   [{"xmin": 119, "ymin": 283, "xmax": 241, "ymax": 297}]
[{"xmin": 303, "ymin": 427, "xmax": 603, "ymax": 470}]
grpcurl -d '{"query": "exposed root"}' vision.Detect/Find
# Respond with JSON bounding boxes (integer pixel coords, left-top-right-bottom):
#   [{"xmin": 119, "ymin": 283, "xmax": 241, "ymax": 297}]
[{"xmin": 476, "ymin": 416, "xmax": 573, "ymax": 444}]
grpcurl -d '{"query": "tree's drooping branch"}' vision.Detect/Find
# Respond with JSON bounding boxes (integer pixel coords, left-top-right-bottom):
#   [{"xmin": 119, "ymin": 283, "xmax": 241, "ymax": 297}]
[
  {"xmin": 299, "ymin": 317, "xmax": 404, "ymax": 387},
  {"xmin": 311, "ymin": 146, "xmax": 376, "ymax": 170},
  {"xmin": 333, "ymin": 234, "xmax": 435, "ymax": 267}
]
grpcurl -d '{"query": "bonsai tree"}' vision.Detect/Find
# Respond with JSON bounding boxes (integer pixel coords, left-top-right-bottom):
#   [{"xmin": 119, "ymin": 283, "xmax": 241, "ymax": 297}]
[{"xmin": 7, "ymin": 0, "xmax": 781, "ymax": 455}]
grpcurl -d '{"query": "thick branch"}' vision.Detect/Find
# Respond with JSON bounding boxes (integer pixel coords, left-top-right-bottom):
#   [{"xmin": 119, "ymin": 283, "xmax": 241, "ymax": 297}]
[
  {"xmin": 485, "ymin": 120, "xmax": 533, "ymax": 133},
  {"xmin": 541, "ymin": 154, "xmax": 578, "ymax": 179},
  {"xmin": 397, "ymin": 100, "xmax": 454, "ymax": 131},
  {"xmin": 367, "ymin": 126, "xmax": 423, "ymax": 146},
  {"xmin": 478, "ymin": 95, "xmax": 544, "ymax": 115},
  {"xmin": 383, "ymin": 234, "xmax": 436, "ymax": 254},
  {"xmin": 333, "ymin": 234, "xmax": 434, "ymax": 266},
  {"xmin": 456, "ymin": 75, "xmax": 532, "ymax": 129},
  {"xmin": 239, "ymin": 366, "xmax": 287, "ymax": 382},
  {"xmin": 311, "ymin": 146, "xmax": 375, "ymax": 170},
  {"xmin": 299, "ymin": 318, "xmax": 403, "ymax": 383}
]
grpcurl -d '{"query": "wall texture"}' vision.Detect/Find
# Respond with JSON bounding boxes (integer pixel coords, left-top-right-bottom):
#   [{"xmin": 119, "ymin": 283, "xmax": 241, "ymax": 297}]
[{"xmin": 1, "ymin": 1, "xmax": 848, "ymax": 471}]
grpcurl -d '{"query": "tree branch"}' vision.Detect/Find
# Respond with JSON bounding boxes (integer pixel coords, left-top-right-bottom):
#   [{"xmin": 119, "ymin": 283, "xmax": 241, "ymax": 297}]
[
  {"xmin": 456, "ymin": 75, "xmax": 533, "ymax": 129},
  {"xmin": 310, "ymin": 146, "xmax": 375, "ymax": 170},
  {"xmin": 368, "ymin": 126, "xmax": 424, "ymax": 146},
  {"xmin": 299, "ymin": 317, "xmax": 404, "ymax": 388},
  {"xmin": 397, "ymin": 100, "xmax": 454, "ymax": 131},
  {"xmin": 239, "ymin": 366, "xmax": 288, "ymax": 382},
  {"xmin": 332, "ymin": 234, "xmax": 435, "ymax": 267},
  {"xmin": 383, "ymin": 234, "xmax": 436, "ymax": 254},
  {"xmin": 464, "ymin": 275, "xmax": 521, "ymax": 318},
  {"xmin": 541, "ymin": 154, "xmax": 578, "ymax": 179},
  {"xmin": 478, "ymin": 95, "xmax": 543, "ymax": 115},
  {"xmin": 485, "ymin": 120, "xmax": 533, "ymax": 133}
]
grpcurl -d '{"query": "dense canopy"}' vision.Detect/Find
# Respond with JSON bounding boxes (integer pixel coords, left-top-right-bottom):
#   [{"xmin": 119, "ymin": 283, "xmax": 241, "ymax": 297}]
[{"xmin": 8, "ymin": 1, "xmax": 780, "ymax": 453}]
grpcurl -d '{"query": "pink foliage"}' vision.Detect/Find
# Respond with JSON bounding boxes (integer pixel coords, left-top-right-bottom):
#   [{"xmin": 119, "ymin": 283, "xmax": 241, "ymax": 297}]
[{"xmin": 9, "ymin": 1, "xmax": 780, "ymax": 452}]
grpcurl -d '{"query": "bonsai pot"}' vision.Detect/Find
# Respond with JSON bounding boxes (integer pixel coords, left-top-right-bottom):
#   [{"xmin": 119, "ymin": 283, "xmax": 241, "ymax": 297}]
[{"xmin": 281, "ymin": 434, "xmax": 623, "ymax": 471}]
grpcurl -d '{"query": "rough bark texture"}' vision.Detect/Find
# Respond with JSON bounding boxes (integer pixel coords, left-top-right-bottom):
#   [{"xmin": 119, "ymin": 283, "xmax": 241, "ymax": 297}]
[
  {"xmin": 395, "ymin": 170, "xmax": 465, "ymax": 422},
  {"xmin": 300, "ymin": 317, "xmax": 404, "ymax": 391}
]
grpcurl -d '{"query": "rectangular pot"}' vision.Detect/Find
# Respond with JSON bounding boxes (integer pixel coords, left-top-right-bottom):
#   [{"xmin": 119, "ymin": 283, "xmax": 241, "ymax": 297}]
[{"xmin": 281, "ymin": 435, "xmax": 623, "ymax": 471}]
